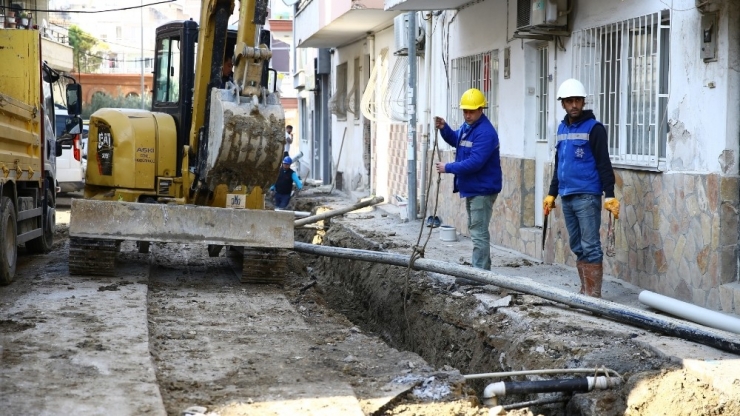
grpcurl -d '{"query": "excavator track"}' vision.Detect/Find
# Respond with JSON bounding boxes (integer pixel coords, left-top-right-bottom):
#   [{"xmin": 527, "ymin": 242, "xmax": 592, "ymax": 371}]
[
  {"xmin": 241, "ymin": 248, "xmax": 289, "ymax": 284},
  {"xmin": 68, "ymin": 237, "xmax": 120, "ymax": 276}
]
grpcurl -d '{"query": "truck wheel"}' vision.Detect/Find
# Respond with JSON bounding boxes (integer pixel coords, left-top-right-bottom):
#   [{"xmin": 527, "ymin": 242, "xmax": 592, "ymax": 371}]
[
  {"xmin": 26, "ymin": 189, "xmax": 55, "ymax": 254},
  {"xmin": 0, "ymin": 197, "xmax": 18, "ymax": 285}
]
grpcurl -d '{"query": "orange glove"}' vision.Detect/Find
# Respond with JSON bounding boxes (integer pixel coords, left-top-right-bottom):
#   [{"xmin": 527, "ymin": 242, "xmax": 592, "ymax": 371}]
[
  {"xmin": 604, "ymin": 197, "xmax": 620, "ymax": 219},
  {"xmin": 543, "ymin": 195, "xmax": 556, "ymax": 215}
]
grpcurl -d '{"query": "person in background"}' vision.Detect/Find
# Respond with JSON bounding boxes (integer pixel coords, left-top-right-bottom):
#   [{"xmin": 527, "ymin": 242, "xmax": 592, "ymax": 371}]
[
  {"xmin": 221, "ymin": 56, "xmax": 234, "ymax": 87},
  {"xmin": 284, "ymin": 125, "xmax": 293, "ymax": 157},
  {"xmin": 543, "ymin": 78, "xmax": 619, "ymax": 298},
  {"xmin": 270, "ymin": 156, "xmax": 302, "ymax": 209},
  {"xmin": 434, "ymin": 88, "xmax": 502, "ymax": 271}
]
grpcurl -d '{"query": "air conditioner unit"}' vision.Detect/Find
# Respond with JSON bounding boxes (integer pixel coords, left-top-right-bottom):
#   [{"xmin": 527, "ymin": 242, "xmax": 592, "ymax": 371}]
[
  {"xmin": 516, "ymin": 0, "xmax": 569, "ymax": 38},
  {"xmin": 393, "ymin": 13, "xmax": 425, "ymax": 56},
  {"xmin": 305, "ymin": 70, "xmax": 316, "ymax": 91}
]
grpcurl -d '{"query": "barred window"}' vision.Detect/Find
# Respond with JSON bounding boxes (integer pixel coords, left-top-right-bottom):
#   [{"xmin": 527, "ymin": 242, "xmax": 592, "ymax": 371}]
[
  {"xmin": 329, "ymin": 62, "xmax": 348, "ymax": 121},
  {"xmin": 572, "ymin": 11, "xmax": 670, "ymax": 169},
  {"xmin": 448, "ymin": 50, "xmax": 499, "ymax": 130},
  {"xmin": 537, "ymin": 46, "xmax": 549, "ymax": 142}
]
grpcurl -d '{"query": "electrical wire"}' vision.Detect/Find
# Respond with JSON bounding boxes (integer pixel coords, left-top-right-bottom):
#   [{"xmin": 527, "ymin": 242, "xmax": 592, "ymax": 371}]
[{"xmin": 18, "ymin": 1, "xmax": 177, "ymax": 14}]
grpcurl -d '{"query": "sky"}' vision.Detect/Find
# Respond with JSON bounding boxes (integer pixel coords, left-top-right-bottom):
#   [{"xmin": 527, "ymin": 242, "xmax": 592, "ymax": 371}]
[{"xmin": 48, "ymin": 0, "xmax": 293, "ymax": 22}]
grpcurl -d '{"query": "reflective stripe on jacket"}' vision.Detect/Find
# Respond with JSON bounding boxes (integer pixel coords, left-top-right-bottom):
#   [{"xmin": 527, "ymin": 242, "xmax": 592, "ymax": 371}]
[{"xmin": 439, "ymin": 113, "xmax": 502, "ymax": 198}]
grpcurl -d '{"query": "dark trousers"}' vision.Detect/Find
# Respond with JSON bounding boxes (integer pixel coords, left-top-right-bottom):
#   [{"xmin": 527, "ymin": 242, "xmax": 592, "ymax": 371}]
[{"xmin": 274, "ymin": 193, "xmax": 291, "ymax": 209}]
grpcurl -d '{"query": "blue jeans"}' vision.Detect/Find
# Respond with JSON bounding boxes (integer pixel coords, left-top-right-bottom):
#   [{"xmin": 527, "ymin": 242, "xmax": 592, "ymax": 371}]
[
  {"xmin": 274, "ymin": 193, "xmax": 291, "ymax": 209},
  {"xmin": 466, "ymin": 194, "xmax": 498, "ymax": 270},
  {"xmin": 561, "ymin": 194, "xmax": 603, "ymax": 263}
]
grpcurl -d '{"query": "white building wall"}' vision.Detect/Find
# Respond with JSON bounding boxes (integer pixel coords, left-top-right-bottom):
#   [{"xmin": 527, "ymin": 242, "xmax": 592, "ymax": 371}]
[
  {"xmin": 570, "ymin": 0, "xmax": 739, "ymax": 174},
  {"xmin": 424, "ymin": 0, "xmax": 739, "ymax": 176},
  {"xmin": 371, "ymin": 27, "xmax": 396, "ymax": 200},
  {"xmin": 334, "ymin": 39, "xmax": 371, "ymax": 193}
]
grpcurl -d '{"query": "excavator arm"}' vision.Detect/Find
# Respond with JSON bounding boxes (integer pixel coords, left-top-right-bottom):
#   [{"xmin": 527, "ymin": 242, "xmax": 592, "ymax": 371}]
[
  {"xmin": 69, "ymin": 0, "xmax": 290, "ymax": 281},
  {"xmin": 189, "ymin": 0, "xmax": 279, "ymax": 199}
]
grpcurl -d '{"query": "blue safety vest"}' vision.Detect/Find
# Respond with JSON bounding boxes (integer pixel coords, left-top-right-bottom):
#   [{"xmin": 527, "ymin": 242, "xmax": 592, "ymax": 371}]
[{"xmin": 555, "ymin": 118, "xmax": 602, "ymax": 196}]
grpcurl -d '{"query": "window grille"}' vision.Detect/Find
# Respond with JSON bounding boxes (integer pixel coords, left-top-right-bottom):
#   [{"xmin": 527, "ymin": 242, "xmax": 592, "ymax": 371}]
[
  {"xmin": 329, "ymin": 62, "xmax": 348, "ymax": 121},
  {"xmin": 537, "ymin": 46, "xmax": 549, "ymax": 142},
  {"xmin": 448, "ymin": 50, "xmax": 499, "ymax": 130},
  {"xmin": 572, "ymin": 11, "xmax": 670, "ymax": 169}
]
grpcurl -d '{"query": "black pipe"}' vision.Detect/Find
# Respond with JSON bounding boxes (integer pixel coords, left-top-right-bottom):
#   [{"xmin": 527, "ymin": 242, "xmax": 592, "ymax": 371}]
[{"xmin": 292, "ymin": 242, "xmax": 740, "ymax": 354}]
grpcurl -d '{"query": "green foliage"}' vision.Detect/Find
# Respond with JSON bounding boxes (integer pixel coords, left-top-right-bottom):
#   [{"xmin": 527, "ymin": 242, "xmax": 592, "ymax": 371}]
[
  {"xmin": 82, "ymin": 92, "xmax": 151, "ymax": 119},
  {"xmin": 68, "ymin": 25, "xmax": 104, "ymax": 73}
]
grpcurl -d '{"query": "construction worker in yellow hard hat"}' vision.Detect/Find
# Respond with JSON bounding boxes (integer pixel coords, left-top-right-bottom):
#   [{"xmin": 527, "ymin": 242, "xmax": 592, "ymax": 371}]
[
  {"xmin": 434, "ymin": 88, "xmax": 502, "ymax": 274},
  {"xmin": 543, "ymin": 78, "xmax": 618, "ymax": 298}
]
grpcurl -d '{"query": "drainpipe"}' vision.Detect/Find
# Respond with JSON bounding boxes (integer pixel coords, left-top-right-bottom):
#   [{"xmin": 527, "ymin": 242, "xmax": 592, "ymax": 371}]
[
  {"xmin": 482, "ymin": 376, "xmax": 622, "ymax": 406},
  {"xmin": 367, "ymin": 33, "xmax": 376, "ymax": 194},
  {"xmin": 292, "ymin": 242, "xmax": 740, "ymax": 355},
  {"xmin": 639, "ymin": 290, "xmax": 740, "ymax": 334},
  {"xmin": 419, "ymin": 12, "xmax": 433, "ymax": 218},
  {"xmin": 406, "ymin": 12, "xmax": 418, "ymax": 221}
]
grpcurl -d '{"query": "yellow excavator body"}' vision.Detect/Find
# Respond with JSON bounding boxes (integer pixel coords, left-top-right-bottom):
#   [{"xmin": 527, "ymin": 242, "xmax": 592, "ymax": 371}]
[{"xmin": 69, "ymin": 0, "xmax": 292, "ymax": 281}]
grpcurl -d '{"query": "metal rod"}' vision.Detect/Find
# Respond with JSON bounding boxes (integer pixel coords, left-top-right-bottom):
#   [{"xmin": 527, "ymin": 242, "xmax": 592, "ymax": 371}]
[
  {"xmin": 293, "ymin": 196, "xmax": 384, "ymax": 227},
  {"xmin": 463, "ymin": 368, "xmax": 621, "ymax": 381},
  {"xmin": 292, "ymin": 242, "xmax": 740, "ymax": 354},
  {"xmin": 502, "ymin": 395, "xmax": 570, "ymax": 411}
]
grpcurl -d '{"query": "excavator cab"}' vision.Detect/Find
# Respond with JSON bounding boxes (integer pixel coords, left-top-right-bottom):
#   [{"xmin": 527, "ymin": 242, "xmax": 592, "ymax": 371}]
[{"xmin": 68, "ymin": 0, "xmax": 292, "ymax": 282}]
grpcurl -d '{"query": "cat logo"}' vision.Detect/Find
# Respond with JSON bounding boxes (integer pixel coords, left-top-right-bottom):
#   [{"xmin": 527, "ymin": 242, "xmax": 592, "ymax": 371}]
[{"xmin": 227, "ymin": 194, "xmax": 246, "ymax": 209}]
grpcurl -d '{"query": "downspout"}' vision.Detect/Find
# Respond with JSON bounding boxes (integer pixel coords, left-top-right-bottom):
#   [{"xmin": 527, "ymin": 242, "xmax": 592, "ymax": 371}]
[
  {"xmin": 419, "ymin": 11, "xmax": 433, "ymax": 218},
  {"xmin": 406, "ymin": 12, "xmax": 418, "ymax": 220},
  {"xmin": 367, "ymin": 33, "xmax": 376, "ymax": 194}
]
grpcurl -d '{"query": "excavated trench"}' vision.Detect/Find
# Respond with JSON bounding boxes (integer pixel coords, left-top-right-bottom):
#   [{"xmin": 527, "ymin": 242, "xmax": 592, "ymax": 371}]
[{"xmin": 290, "ymin": 198, "xmax": 738, "ymax": 416}]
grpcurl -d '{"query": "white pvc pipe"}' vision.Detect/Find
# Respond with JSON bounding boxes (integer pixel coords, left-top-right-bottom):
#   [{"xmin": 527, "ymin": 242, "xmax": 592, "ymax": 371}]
[
  {"xmin": 638, "ymin": 290, "xmax": 740, "ymax": 334},
  {"xmin": 464, "ymin": 367, "xmax": 621, "ymax": 380}
]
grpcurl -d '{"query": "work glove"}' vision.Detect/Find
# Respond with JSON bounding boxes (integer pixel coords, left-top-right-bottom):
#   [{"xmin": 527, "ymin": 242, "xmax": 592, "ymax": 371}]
[
  {"xmin": 543, "ymin": 195, "xmax": 556, "ymax": 215},
  {"xmin": 604, "ymin": 197, "xmax": 620, "ymax": 219}
]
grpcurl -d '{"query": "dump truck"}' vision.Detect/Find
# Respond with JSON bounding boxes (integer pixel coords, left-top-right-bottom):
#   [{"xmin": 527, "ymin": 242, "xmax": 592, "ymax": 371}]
[
  {"xmin": 68, "ymin": 0, "xmax": 293, "ymax": 282},
  {"xmin": 0, "ymin": 28, "xmax": 82, "ymax": 285}
]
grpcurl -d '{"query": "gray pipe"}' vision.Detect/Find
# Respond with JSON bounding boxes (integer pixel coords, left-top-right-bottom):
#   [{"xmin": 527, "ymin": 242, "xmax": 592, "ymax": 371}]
[
  {"xmin": 292, "ymin": 242, "xmax": 740, "ymax": 354},
  {"xmin": 293, "ymin": 196, "xmax": 384, "ymax": 227},
  {"xmin": 406, "ymin": 12, "xmax": 418, "ymax": 221}
]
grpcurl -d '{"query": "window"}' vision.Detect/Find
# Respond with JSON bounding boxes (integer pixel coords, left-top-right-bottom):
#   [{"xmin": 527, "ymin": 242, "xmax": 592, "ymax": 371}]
[
  {"xmin": 536, "ymin": 46, "xmax": 549, "ymax": 142},
  {"xmin": 329, "ymin": 62, "xmax": 348, "ymax": 121},
  {"xmin": 572, "ymin": 11, "xmax": 670, "ymax": 169},
  {"xmin": 448, "ymin": 50, "xmax": 499, "ymax": 129},
  {"xmin": 154, "ymin": 37, "xmax": 182, "ymax": 103},
  {"xmin": 108, "ymin": 53, "xmax": 118, "ymax": 69}
]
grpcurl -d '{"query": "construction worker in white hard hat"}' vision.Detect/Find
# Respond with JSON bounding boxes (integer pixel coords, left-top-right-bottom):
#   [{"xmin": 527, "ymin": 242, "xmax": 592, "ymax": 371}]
[
  {"xmin": 434, "ymin": 88, "xmax": 502, "ymax": 272},
  {"xmin": 543, "ymin": 78, "xmax": 619, "ymax": 298}
]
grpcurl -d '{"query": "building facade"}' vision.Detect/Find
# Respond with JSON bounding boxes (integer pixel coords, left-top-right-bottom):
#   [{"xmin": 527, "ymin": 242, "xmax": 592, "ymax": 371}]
[{"xmin": 294, "ymin": 0, "xmax": 740, "ymax": 312}]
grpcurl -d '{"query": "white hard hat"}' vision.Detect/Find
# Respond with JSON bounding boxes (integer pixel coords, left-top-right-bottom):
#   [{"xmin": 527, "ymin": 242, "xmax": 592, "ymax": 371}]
[{"xmin": 557, "ymin": 78, "xmax": 587, "ymax": 100}]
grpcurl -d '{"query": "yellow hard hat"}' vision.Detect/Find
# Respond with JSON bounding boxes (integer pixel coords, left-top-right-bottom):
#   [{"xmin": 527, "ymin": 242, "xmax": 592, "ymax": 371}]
[{"xmin": 459, "ymin": 88, "xmax": 486, "ymax": 110}]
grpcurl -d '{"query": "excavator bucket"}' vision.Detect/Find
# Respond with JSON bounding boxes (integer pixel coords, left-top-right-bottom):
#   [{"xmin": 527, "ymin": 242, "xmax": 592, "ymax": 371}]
[{"xmin": 204, "ymin": 89, "xmax": 285, "ymax": 193}]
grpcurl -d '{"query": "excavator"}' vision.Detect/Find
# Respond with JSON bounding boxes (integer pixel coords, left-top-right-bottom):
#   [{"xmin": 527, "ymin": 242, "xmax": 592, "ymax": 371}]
[{"xmin": 68, "ymin": 0, "xmax": 293, "ymax": 283}]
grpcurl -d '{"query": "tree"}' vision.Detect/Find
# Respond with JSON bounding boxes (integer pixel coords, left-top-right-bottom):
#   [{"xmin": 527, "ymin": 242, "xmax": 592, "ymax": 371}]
[
  {"xmin": 82, "ymin": 90, "xmax": 152, "ymax": 119},
  {"xmin": 68, "ymin": 25, "xmax": 104, "ymax": 73}
]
